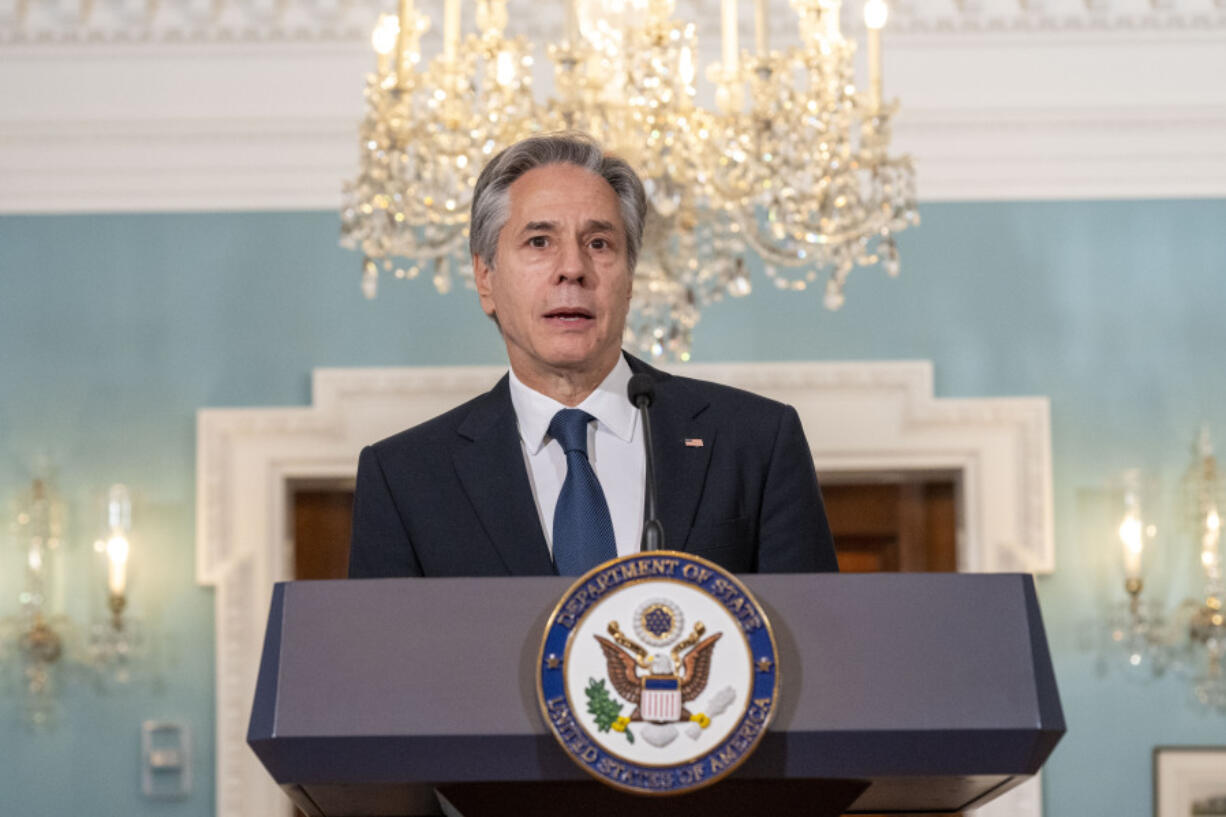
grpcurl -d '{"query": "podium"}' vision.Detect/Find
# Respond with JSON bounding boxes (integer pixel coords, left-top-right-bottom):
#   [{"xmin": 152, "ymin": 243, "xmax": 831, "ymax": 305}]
[{"xmin": 249, "ymin": 573, "xmax": 1064, "ymax": 816}]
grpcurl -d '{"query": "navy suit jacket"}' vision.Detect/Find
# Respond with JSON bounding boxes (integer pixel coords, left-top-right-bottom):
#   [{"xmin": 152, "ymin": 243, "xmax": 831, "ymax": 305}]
[{"xmin": 348, "ymin": 354, "xmax": 838, "ymax": 577}]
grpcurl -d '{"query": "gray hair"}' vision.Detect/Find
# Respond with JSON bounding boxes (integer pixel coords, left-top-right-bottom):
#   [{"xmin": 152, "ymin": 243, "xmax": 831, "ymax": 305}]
[{"xmin": 469, "ymin": 132, "xmax": 648, "ymax": 272}]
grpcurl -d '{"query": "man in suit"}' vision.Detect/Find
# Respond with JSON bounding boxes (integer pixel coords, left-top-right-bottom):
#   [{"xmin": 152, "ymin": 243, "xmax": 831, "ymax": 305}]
[{"xmin": 348, "ymin": 133, "xmax": 838, "ymax": 578}]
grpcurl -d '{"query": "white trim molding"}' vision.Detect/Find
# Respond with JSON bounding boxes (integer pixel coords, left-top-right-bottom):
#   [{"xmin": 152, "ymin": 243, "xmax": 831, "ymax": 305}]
[
  {"xmin": 196, "ymin": 360, "xmax": 1053, "ymax": 817},
  {"xmin": 3, "ymin": 0, "xmax": 1224, "ymax": 45}
]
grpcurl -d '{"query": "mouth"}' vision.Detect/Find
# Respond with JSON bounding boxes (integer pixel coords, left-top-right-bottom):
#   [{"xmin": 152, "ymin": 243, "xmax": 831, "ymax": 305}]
[{"xmin": 543, "ymin": 308, "xmax": 595, "ymax": 324}]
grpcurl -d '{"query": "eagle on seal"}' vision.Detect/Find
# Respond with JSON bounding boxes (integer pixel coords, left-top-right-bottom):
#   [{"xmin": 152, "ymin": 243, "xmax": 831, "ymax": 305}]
[{"xmin": 593, "ymin": 632, "xmax": 722, "ymax": 723}]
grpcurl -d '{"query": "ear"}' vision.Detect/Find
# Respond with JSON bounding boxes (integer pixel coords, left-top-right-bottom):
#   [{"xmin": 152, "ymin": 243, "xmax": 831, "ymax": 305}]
[{"xmin": 473, "ymin": 253, "xmax": 496, "ymax": 318}]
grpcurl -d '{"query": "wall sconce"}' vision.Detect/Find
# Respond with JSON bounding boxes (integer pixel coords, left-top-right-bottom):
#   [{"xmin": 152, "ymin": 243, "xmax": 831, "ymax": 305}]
[
  {"xmin": 1105, "ymin": 468, "xmax": 1164, "ymax": 678},
  {"xmin": 1171, "ymin": 429, "xmax": 1226, "ymax": 711},
  {"xmin": 3, "ymin": 478, "xmax": 150, "ymax": 724},
  {"xmin": 3, "ymin": 478, "xmax": 70, "ymax": 726},
  {"xmin": 1100, "ymin": 429, "xmax": 1226, "ymax": 714}
]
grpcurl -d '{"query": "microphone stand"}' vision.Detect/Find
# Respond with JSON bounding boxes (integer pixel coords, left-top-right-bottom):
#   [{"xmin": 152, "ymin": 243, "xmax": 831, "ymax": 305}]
[{"xmin": 629, "ymin": 375, "xmax": 665, "ymax": 552}]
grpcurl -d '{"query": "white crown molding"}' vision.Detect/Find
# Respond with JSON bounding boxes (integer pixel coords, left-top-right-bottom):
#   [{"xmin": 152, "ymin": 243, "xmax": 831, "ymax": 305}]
[
  {"xmin": 0, "ymin": 116, "xmax": 358, "ymax": 213},
  {"xmin": 3, "ymin": 0, "xmax": 1224, "ymax": 44},
  {"xmin": 7, "ymin": 5, "xmax": 1222, "ymax": 205},
  {"xmin": 3, "ymin": 103, "xmax": 1224, "ymax": 213},
  {"xmin": 899, "ymin": 105, "xmax": 1226, "ymax": 200},
  {"xmin": 3, "ymin": 24, "xmax": 1225, "ymax": 209},
  {"xmin": 196, "ymin": 359, "xmax": 1052, "ymax": 817}
]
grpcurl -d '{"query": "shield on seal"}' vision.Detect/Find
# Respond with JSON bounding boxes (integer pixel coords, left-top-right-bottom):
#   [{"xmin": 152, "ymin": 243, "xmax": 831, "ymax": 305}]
[{"xmin": 640, "ymin": 674, "xmax": 682, "ymax": 722}]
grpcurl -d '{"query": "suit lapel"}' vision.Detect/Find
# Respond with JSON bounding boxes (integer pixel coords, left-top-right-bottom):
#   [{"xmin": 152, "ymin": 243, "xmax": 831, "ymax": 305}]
[
  {"xmin": 452, "ymin": 377, "xmax": 557, "ymax": 576},
  {"xmin": 628, "ymin": 356, "xmax": 715, "ymax": 553}
]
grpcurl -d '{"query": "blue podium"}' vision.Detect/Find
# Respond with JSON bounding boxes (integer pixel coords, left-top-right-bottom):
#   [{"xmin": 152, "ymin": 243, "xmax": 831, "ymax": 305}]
[{"xmin": 249, "ymin": 573, "xmax": 1064, "ymax": 816}]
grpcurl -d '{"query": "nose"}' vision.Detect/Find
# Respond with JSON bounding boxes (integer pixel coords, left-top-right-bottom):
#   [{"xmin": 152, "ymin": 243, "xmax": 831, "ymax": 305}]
[{"xmin": 556, "ymin": 235, "xmax": 589, "ymax": 284}]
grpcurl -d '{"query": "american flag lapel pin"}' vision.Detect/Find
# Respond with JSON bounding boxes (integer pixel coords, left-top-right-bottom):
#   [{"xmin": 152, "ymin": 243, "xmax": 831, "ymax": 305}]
[{"xmin": 684, "ymin": 438, "xmax": 704, "ymax": 447}]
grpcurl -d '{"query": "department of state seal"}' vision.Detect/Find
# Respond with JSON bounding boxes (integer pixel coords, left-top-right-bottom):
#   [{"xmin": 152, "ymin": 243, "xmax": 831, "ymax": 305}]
[{"xmin": 537, "ymin": 551, "xmax": 779, "ymax": 795}]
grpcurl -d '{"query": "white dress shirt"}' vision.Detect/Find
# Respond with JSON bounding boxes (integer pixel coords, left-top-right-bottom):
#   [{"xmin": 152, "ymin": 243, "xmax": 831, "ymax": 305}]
[{"xmin": 508, "ymin": 356, "xmax": 646, "ymax": 559}]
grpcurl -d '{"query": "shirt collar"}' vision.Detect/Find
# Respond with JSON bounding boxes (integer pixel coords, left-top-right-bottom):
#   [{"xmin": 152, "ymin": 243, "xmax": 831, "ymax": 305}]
[{"xmin": 508, "ymin": 354, "xmax": 638, "ymax": 454}]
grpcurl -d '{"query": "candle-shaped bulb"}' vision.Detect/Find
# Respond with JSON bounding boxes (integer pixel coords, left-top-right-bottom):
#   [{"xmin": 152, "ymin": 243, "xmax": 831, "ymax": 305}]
[
  {"xmin": 1203, "ymin": 506, "xmax": 1222, "ymax": 579},
  {"xmin": 722, "ymin": 0, "xmax": 739, "ymax": 73},
  {"xmin": 444, "ymin": 0, "xmax": 461, "ymax": 62},
  {"xmin": 565, "ymin": 0, "xmax": 580, "ymax": 46},
  {"xmin": 107, "ymin": 535, "xmax": 130, "ymax": 597},
  {"xmin": 495, "ymin": 50, "xmax": 516, "ymax": 87},
  {"xmin": 395, "ymin": 0, "xmax": 414, "ymax": 86},
  {"xmin": 1119, "ymin": 511, "xmax": 1144, "ymax": 580},
  {"xmin": 106, "ymin": 483, "xmax": 131, "ymax": 533},
  {"xmin": 864, "ymin": 0, "xmax": 889, "ymax": 30},
  {"xmin": 864, "ymin": 0, "xmax": 886, "ymax": 109},
  {"xmin": 754, "ymin": 0, "xmax": 767, "ymax": 55},
  {"xmin": 819, "ymin": 0, "xmax": 842, "ymax": 40},
  {"xmin": 679, "ymin": 45, "xmax": 695, "ymax": 88},
  {"xmin": 372, "ymin": 14, "xmax": 400, "ymax": 55},
  {"xmin": 105, "ymin": 484, "xmax": 132, "ymax": 598}
]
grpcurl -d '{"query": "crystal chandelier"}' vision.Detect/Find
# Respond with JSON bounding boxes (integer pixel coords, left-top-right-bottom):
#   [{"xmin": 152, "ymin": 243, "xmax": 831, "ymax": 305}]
[{"xmin": 340, "ymin": 0, "xmax": 918, "ymax": 360}]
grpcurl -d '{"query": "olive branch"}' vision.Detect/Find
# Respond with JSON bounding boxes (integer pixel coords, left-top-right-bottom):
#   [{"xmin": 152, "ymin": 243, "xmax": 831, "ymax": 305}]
[{"xmin": 584, "ymin": 678, "xmax": 634, "ymax": 744}]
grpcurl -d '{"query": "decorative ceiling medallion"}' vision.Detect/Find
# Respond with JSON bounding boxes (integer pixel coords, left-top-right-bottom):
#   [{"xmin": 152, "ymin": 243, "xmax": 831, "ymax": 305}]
[{"xmin": 537, "ymin": 551, "xmax": 779, "ymax": 795}]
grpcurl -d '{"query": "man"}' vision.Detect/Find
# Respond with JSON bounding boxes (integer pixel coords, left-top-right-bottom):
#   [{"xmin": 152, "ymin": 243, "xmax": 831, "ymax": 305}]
[{"xmin": 348, "ymin": 133, "xmax": 838, "ymax": 578}]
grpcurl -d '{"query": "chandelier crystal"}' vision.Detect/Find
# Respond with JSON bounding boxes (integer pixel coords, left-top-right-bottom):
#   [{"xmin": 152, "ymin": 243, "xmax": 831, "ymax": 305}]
[{"xmin": 340, "ymin": 0, "xmax": 918, "ymax": 359}]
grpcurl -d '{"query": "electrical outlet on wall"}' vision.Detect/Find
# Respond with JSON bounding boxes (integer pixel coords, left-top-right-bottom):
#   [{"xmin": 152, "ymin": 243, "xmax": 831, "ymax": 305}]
[{"xmin": 141, "ymin": 720, "xmax": 191, "ymax": 800}]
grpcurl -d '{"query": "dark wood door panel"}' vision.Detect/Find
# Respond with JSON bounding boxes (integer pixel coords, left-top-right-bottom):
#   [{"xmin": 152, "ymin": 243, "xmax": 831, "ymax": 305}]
[
  {"xmin": 824, "ymin": 481, "xmax": 956, "ymax": 573},
  {"xmin": 292, "ymin": 488, "xmax": 354, "ymax": 581}
]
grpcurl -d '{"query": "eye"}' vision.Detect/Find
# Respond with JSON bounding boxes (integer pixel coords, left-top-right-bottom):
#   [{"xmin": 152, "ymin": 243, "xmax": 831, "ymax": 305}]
[
  {"xmin": 589, "ymin": 237, "xmax": 610, "ymax": 250},
  {"xmin": 527, "ymin": 235, "xmax": 550, "ymax": 248}
]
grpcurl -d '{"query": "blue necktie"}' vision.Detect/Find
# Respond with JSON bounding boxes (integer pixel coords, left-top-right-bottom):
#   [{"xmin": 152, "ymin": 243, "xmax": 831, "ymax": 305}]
[{"xmin": 549, "ymin": 409, "xmax": 617, "ymax": 575}]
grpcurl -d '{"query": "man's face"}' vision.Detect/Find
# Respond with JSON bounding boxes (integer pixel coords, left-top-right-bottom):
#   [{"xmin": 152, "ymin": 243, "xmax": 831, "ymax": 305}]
[{"xmin": 474, "ymin": 163, "xmax": 633, "ymax": 388}]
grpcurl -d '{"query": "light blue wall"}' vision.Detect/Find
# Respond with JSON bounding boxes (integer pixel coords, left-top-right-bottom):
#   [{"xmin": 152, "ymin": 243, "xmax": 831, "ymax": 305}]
[{"xmin": 2, "ymin": 199, "xmax": 1224, "ymax": 815}]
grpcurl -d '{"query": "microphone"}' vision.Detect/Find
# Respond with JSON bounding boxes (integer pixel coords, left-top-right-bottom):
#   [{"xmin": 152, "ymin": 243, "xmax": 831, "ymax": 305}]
[{"xmin": 628, "ymin": 373, "xmax": 665, "ymax": 552}]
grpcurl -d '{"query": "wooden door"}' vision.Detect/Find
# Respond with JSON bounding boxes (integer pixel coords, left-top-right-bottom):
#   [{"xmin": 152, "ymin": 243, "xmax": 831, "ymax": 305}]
[
  {"xmin": 823, "ymin": 479, "xmax": 958, "ymax": 573},
  {"xmin": 291, "ymin": 486, "xmax": 354, "ymax": 580}
]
